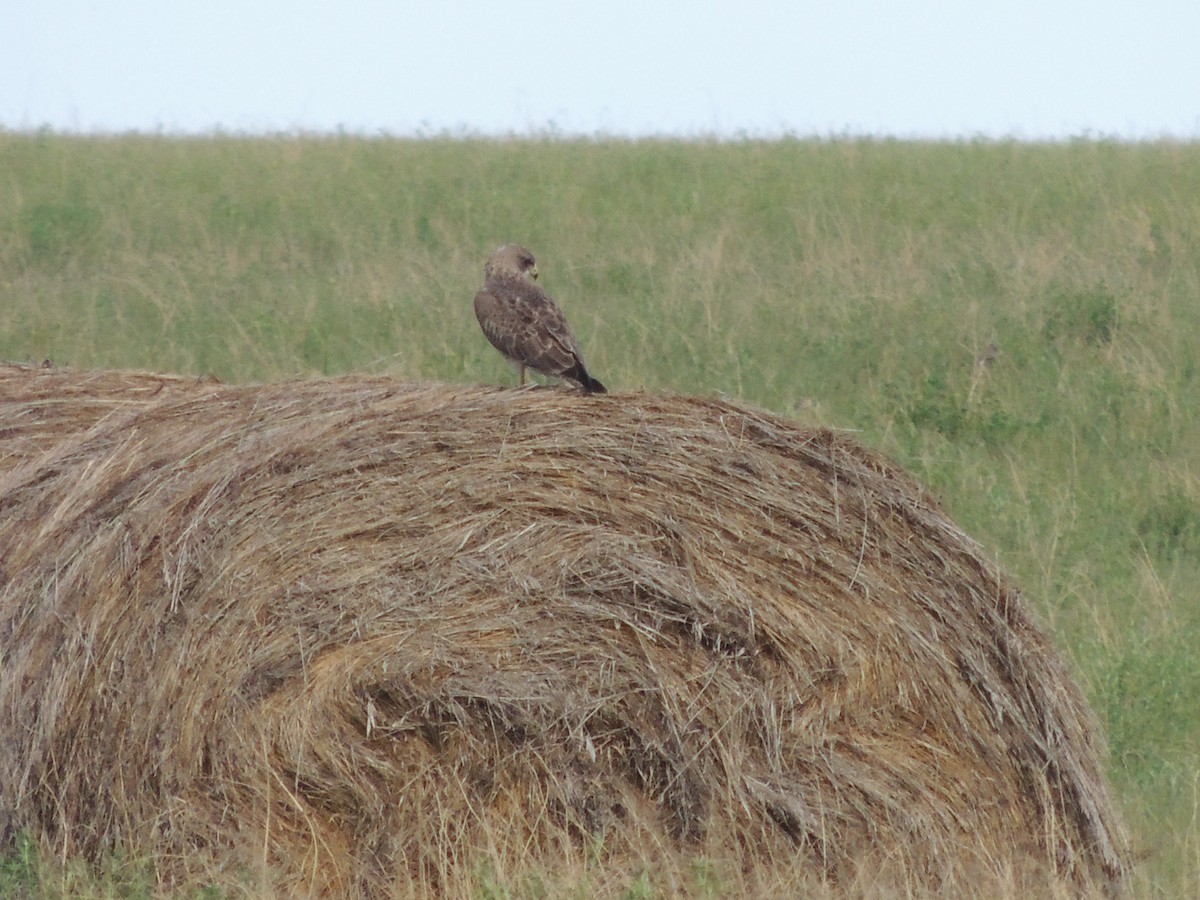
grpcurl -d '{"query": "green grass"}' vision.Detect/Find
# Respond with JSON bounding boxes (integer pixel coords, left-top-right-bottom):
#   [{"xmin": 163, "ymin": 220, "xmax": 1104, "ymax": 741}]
[{"xmin": 2, "ymin": 132, "xmax": 1198, "ymax": 897}]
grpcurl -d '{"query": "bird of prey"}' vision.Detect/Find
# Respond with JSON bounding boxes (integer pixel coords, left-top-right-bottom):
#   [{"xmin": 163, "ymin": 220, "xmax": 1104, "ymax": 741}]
[{"xmin": 473, "ymin": 243, "xmax": 607, "ymax": 393}]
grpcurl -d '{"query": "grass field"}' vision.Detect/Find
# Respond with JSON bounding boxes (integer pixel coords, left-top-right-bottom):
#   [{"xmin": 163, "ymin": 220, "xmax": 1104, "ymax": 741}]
[{"xmin": 1, "ymin": 131, "xmax": 1198, "ymax": 897}]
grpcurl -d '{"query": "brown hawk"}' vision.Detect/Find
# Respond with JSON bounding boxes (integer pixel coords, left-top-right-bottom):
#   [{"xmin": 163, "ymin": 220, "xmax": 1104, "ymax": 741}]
[{"xmin": 473, "ymin": 243, "xmax": 607, "ymax": 393}]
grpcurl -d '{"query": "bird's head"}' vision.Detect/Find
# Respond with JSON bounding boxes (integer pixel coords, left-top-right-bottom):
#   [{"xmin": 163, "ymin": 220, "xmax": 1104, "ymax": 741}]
[{"xmin": 485, "ymin": 243, "xmax": 539, "ymax": 281}]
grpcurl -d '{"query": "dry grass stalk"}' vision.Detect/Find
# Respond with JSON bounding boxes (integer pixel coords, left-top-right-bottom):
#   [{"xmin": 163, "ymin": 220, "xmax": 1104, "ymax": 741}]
[{"xmin": 0, "ymin": 364, "xmax": 1129, "ymax": 896}]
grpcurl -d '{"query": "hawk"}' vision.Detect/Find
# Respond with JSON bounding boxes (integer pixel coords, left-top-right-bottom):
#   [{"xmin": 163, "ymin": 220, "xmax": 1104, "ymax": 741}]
[{"xmin": 473, "ymin": 243, "xmax": 607, "ymax": 393}]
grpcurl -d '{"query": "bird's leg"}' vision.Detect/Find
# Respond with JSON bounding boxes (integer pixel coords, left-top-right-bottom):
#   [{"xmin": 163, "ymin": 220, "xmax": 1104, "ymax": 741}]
[{"xmin": 509, "ymin": 360, "xmax": 535, "ymax": 389}]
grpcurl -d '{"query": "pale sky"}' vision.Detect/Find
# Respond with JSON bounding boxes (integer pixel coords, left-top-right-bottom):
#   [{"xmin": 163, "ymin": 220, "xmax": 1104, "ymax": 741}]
[{"xmin": 3, "ymin": 1, "xmax": 1198, "ymax": 139}]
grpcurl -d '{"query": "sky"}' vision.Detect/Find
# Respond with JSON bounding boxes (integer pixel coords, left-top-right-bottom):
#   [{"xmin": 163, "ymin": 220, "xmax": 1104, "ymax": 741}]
[{"xmin": 3, "ymin": 1, "xmax": 1198, "ymax": 140}]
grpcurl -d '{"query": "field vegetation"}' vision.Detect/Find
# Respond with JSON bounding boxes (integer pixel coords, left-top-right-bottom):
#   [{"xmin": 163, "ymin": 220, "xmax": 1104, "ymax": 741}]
[{"xmin": 1, "ymin": 132, "xmax": 1198, "ymax": 896}]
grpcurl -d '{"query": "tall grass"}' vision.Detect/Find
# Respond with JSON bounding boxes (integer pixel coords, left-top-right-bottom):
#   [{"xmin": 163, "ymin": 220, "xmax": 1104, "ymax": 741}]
[{"xmin": 2, "ymin": 132, "xmax": 1198, "ymax": 896}]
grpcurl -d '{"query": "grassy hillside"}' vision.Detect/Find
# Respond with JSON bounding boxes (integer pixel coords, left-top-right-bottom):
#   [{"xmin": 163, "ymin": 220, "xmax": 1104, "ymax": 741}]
[{"xmin": 2, "ymin": 132, "xmax": 1198, "ymax": 896}]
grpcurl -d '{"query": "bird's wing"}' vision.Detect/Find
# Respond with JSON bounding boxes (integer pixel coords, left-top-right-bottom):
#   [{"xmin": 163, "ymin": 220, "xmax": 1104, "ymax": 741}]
[{"xmin": 475, "ymin": 278, "xmax": 585, "ymax": 376}]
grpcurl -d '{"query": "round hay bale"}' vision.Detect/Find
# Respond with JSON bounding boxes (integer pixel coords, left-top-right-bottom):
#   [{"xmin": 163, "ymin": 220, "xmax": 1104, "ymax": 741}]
[{"xmin": 0, "ymin": 367, "xmax": 1130, "ymax": 896}]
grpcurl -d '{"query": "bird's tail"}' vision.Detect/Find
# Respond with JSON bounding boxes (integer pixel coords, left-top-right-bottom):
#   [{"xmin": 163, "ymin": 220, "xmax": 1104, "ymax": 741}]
[{"xmin": 567, "ymin": 362, "xmax": 607, "ymax": 394}]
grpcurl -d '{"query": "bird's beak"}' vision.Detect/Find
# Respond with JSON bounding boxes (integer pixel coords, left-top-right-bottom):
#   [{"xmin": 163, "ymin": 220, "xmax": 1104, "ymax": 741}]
[{"xmin": 530, "ymin": 266, "xmax": 539, "ymax": 280}]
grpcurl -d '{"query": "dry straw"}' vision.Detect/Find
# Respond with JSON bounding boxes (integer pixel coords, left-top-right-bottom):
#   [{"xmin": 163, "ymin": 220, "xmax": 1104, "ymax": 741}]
[{"xmin": 0, "ymin": 364, "xmax": 1129, "ymax": 896}]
